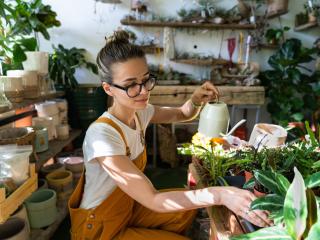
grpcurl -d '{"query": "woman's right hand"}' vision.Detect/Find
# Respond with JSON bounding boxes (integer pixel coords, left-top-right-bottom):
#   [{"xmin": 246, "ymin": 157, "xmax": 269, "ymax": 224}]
[{"xmin": 218, "ymin": 187, "xmax": 272, "ymax": 227}]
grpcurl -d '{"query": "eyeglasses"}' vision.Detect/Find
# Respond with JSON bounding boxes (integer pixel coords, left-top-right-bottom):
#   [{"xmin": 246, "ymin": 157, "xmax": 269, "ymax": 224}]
[{"xmin": 110, "ymin": 75, "xmax": 156, "ymax": 98}]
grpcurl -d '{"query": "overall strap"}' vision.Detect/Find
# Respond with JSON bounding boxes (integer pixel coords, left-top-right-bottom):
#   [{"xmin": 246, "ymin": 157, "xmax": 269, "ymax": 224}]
[{"xmin": 95, "ymin": 117, "xmax": 131, "ymax": 157}]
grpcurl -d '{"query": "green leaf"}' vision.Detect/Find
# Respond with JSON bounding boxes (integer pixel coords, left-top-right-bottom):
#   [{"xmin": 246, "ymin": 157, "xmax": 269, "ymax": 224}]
[
  {"xmin": 305, "ymin": 172, "xmax": 320, "ymax": 188},
  {"xmin": 230, "ymin": 226, "xmax": 291, "ymax": 240},
  {"xmin": 254, "ymin": 170, "xmax": 283, "ymax": 196},
  {"xmin": 275, "ymin": 172, "xmax": 290, "ymax": 196},
  {"xmin": 284, "ymin": 167, "xmax": 307, "ymax": 240},
  {"xmin": 251, "ymin": 194, "xmax": 284, "ymax": 212},
  {"xmin": 12, "ymin": 43, "xmax": 26, "ymax": 63},
  {"xmin": 18, "ymin": 37, "xmax": 37, "ymax": 51},
  {"xmin": 305, "ymin": 121, "xmax": 318, "ymax": 147},
  {"xmin": 243, "ymin": 177, "xmax": 254, "ymax": 189},
  {"xmin": 305, "ymin": 220, "xmax": 320, "ymax": 240},
  {"xmin": 304, "ymin": 189, "xmax": 318, "ymax": 238}
]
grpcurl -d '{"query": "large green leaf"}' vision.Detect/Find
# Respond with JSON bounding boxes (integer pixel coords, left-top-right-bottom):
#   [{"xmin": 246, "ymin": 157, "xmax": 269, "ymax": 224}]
[
  {"xmin": 304, "ymin": 189, "xmax": 318, "ymax": 238},
  {"xmin": 305, "ymin": 172, "xmax": 320, "ymax": 188},
  {"xmin": 243, "ymin": 177, "xmax": 254, "ymax": 189},
  {"xmin": 230, "ymin": 226, "xmax": 291, "ymax": 240},
  {"xmin": 254, "ymin": 170, "xmax": 282, "ymax": 196},
  {"xmin": 284, "ymin": 167, "xmax": 307, "ymax": 240},
  {"xmin": 250, "ymin": 194, "xmax": 284, "ymax": 212},
  {"xmin": 12, "ymin": 43, "xmax": 26, "ymax": 63},
  {"xmin": 275, "ymin": 172, "xmax": 290, "ymax": 196}
]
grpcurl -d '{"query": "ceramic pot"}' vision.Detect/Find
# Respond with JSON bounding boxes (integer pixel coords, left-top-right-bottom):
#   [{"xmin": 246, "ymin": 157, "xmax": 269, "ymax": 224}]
[
  {"xmin": 6, "ymin": 70, "xmax": 38, "ymax": 87},
  {"xmin": 37, "ymin": 178, "xmax": 48, "ymax": 190},
  {"xmin": 32, "ymin": 116, "xmax": 56, "ymax": 140},
  {"xmin": 0, "ymin": 217, "xmax": 29, "ymax": 240},
  {"xmin": 64, "ymin": 156, "xmax": 84, "ymax": 173},
  {"xmin": 24, "ymin": 189, "xmax": 57, "ymax": 228},
  {"xmin": 198, "ymin": 101, "xmax": 230, "ymax": 138},
  {"xmin": 248, "ymin": 123, "xmax": 287, "ymax": 149},
  {"xmin": 40, "ymin": 162, "xmax": 65, "ymax": 177},
  {"xmin": 46, "ymin": 170, "xmax": 73, "ymax": 200},
  {"xmin": 11, "ymin": 205, "xmax": 30, "ymax": 233},
  {"xmin": 22, "ymin": 51, "xmax": 49, "ymax": 76},
  {"xmin": 33, "ymin": 126, "xmax": 48, "ymax": 153}
]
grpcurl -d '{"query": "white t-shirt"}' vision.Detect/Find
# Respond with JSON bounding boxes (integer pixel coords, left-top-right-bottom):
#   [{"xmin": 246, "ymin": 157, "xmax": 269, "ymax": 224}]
[{"xmin": 80, "ymin": 104, "xmax": 155, "ymax": 209}]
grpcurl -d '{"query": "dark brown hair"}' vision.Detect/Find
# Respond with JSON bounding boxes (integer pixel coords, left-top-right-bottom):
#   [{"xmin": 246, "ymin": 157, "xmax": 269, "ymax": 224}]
[{"xmin": 96, "ymin": 30, "xmax": 145, "ymax": 83}]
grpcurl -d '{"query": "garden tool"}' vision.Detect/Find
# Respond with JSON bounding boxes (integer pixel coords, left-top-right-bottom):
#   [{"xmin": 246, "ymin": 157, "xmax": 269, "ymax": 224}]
[{"xmin": 238, "ymin": 32, "xmax": 244, "ymax": 64}]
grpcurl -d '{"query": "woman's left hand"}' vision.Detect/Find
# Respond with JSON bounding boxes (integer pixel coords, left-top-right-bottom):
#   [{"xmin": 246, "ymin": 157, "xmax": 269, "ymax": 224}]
[{"xmin": 191, "ymin": 81, "xmax": 219, "ymax": 106}]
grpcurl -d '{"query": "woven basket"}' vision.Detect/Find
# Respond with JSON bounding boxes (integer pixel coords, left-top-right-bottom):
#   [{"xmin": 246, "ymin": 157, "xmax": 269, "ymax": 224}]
[{"xmin": 0, "ymin": 127, "xmax": 37, "ymax": 161}]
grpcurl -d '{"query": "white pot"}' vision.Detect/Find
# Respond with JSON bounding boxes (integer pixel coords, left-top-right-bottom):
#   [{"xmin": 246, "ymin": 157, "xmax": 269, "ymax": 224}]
[
  {"xmin": 0, "ymin": 76, "xmax": 23, "ymax": 92},
  {"xmin": 248, "ymin": 123, "xmax": 287, "ymax": 149},
  {"xmin": 198, "ymin": 101, "xmax": 230, "ymax": 138},
  {"xmin": 22, "ymin": 51, "xmax": 49, "ymax": 76},
  {"xmin": 6, "ymin": 70, "xmax": 38, "ymax": 87}
]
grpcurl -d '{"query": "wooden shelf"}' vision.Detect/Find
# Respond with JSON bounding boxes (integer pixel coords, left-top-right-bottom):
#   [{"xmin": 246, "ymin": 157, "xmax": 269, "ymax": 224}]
[
  {"xmin": 267, "ymin": 9, "xmax": 288, "ymax": 19},
  {"xmin": 150, "ymin": 85, "xmax": 265, "ymax": 106},
  {"xmin": 294, "ymin": 22, "xmax": 318, "ymax": 31},
  {"xmin": 30, "ymin": 197, "xmax": 69, "ymax": 240},
  {"xmin": 140, "ymin": 45, "xmax": 163, "ymax": 54},
  {"xmin": 121, "ymin": 19, "xmax": 257, "ymax": 30},
  {"xmin": 35, "ymin": 129, "xmax": 82, "ymax": 171},
  {"xmin": 171, "ymin": 58, "xmax": 228, "ymax": 66}
]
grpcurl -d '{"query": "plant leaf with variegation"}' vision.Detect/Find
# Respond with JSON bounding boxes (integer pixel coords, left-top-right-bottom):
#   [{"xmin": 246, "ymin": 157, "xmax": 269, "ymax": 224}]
[
  {"xmin": 230, "ymin": 226, "xmax": 291, "ymax": 240},
  {"xmin": 251, "ymin": 194, "xmax": 284, "ymax": 212}
]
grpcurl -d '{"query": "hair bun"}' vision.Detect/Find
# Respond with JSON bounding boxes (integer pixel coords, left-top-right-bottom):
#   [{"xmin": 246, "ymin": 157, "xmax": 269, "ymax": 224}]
[{"xmin": 106, "ymin": 30, "xmax": 130, "ymax": 45}]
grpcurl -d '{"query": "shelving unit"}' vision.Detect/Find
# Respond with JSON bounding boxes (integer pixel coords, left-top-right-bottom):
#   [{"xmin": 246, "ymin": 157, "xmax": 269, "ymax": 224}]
[
  {"xmin": 294, "ymin": 22, "xmax": 318, "ymax": 32},
  {"xmin": 121, "ymin": 19, "xmax": 257, "ymax": 30},
  {"xmin": 267, "ymin": 9, "xmax": 289, "ymax": 19},
  {"xmin": 0, "ymin": 91, "xmax": 65, "ymax": 127},
  {"xmin": 35, "ymin": 129, "xmax": 82, "ymax": 171},
  {"xmin": 140, "ymin": 45, "xmax": 163, "ymax": 54},
  {"xmin": 171, "ymin": 58, "xmax": 228, "ymax": 66}
]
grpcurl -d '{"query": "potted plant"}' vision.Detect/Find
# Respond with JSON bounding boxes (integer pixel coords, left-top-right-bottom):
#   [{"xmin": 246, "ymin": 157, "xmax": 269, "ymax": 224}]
[
  {"xmin": 49, "ymin": 44, "xmax": 98, "ymax": 90},
  {"xmin": 231, "ymin": 167, "xmax": 320, "ymax": 240},
  {"xmin": 260, "ymin": 38, "xmax": 319, "ymax": 126},
  {"xmin": 265, "ymin": 26, "xmax": 290, "ymax": 45}
]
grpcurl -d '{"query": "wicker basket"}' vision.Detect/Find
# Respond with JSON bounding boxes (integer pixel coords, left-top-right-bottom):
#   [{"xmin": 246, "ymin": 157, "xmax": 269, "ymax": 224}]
[{"xmin": 0, "ymin": 127, "xmax": 37, "ymax": 161}]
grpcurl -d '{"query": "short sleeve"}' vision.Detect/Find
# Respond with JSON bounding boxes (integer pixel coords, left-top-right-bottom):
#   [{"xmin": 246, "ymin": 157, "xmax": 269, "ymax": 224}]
[
  {"xmin": 137, "ymin": 104, "xmax": 155, "ymax": 130},
  {"xmin": 83, "ymin": 122, "xmax": 126, "ymax": 162}
]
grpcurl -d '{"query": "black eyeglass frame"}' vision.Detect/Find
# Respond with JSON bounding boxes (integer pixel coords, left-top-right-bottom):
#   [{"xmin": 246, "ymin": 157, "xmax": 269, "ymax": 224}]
[{"xmin": 110, "ymin": 75, "xmax": 157, "ymax": 98}]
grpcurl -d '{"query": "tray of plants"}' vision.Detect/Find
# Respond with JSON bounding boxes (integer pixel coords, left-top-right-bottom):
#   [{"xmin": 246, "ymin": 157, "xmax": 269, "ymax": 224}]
[{"xmin": 181, "ymin": 121, "xmax": 320, "ymax": 239}]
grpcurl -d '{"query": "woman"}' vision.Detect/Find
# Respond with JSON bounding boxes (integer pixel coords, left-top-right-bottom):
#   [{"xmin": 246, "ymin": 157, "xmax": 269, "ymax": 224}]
[{"xmin": 69, "ymin": 30, "xmax": 271, "ymax": 240}]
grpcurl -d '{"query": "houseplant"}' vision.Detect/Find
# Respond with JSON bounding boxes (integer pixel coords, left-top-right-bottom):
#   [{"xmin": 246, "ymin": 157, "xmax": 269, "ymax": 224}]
[
  {"xmin": 231, "ymin": 167, "xmax": 320, "ymax": 240},
  {"xmin": 260, "ymin": 38, "xmax": 319, "ymax": 126},
  {"xmin": 49, "ymin": 44, "xmax": 98, "ymax": 89},
  {"xmin": 265, "ymin": 26, "xmax": 290, "ymax": 45}
]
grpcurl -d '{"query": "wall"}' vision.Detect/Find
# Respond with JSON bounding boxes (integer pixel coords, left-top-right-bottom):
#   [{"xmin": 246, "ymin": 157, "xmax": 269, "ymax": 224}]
[{"xmin": 40, "ymin": 0, "xmax": 320, "ymax": 130}]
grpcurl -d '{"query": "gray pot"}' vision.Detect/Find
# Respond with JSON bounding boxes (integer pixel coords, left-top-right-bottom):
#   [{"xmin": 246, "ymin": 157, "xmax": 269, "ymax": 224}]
[
  {"xmin": 0, "ymin": 217, "xmax": 29, "ymax": 240},
  {"xmin": 24, "ymin": 189, "xmax": 57, "ymax": 229}
]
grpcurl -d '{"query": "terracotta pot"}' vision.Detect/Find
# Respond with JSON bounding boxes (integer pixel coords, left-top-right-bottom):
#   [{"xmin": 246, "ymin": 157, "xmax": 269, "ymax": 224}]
[
  {"xmin": 244, "ymin": 171, "xmax": 253, "ymax": 183},
  {"xmin": 0, "ymin": 217, "xmax": 29, "ymax": 240},
  {"xmin": 40, "ymin": 162, "xmax": 65, "ymax": 177},
  {"xmin": 253, "ymin": 187, "xmax": 267, "ymax": 198}
]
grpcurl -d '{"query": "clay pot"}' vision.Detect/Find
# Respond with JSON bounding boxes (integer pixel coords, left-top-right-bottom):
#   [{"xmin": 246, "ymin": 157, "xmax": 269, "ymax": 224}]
[
  {"xmin": 253, "ymin": 187, "xmax": 267, "ymax": 198},
  {"xmin": 24, "ymin": 189, "xmax": 57, "ymax": 229},
  {"xmin": 0, "ymin": 217, "xmax": 29, "ymax": 240},
  {"xmin": 46, "ymin": 170, "xmax": 73, "ymax": 200},
  {"xmin": 244, "ymin": 171, "xmax": 253, "ymax": 183}
]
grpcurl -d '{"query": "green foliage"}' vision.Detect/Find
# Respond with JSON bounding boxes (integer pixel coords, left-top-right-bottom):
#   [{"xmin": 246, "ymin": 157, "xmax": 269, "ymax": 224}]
[
  {"xmin": 260, "ymin": 38, "xmax": 319, "ymax": 126},
  {"xmin": 231, "ymin": 168, "xmax": 320, "ymax": 240},
  {"xmin": 265, "ymin": 26, "xmax": 290, "ymax": 45},
  {"xmin": 49, "ymin": 44, "xmax": 98, "ymax": 89}
]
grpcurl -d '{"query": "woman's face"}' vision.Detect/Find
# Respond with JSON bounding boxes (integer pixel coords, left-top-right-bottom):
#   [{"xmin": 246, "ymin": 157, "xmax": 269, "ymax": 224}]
[{"xmin": 106, "ymin": 57, "xmax": 151, "ymax": 110}]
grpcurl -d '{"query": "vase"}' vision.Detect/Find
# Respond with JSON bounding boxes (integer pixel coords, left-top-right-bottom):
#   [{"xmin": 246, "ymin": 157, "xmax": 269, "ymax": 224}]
[{"xmin": 198, "ymin": 101, "xmax": 230, "ymax": 138}]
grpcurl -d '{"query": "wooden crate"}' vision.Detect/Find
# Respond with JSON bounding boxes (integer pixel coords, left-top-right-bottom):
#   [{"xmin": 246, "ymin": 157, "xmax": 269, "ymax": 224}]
[
  {"xmin": 150, "ymin": 85, "xmax": 265, "ymax": 106},
  {"xmin": 0, "ymin": 164, "xmax": 37, "ymax": 223},
  {"xmin": 188, "ymin": 163, "xmax": 244, "ymax": 240}
]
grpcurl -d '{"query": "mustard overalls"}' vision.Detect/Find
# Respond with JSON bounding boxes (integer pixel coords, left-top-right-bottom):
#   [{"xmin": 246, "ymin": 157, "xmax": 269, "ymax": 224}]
[{"xmin": 68, "ymin": 117, "xmax": 197, "ymax": 240}]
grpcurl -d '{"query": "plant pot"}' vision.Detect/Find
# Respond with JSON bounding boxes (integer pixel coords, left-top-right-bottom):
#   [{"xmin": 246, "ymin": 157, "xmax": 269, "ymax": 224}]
[
  {"xmin": 46, "ymin": 170, "xmax": 73, "ymax": 200},
  {"xmin": 37, "ymin": 178, "xmax": 48, "ymax": 190},
  {"xmin": 11, "ymin": 205, "xmax": 30, "ymax": 233},
  {"xmin": 24, "ymin": 189, "xmax": 57, "ymax": 229},
  {"xmin": 0, "ymin": 217, "xmax": 29, "ymax": 240},
  {"xmin": 22, "ymin": 51, "xmax": 49, "ymax": 76},
  {"xmin": 244, "ymin": 171, "xmax": 253, "ymax": 183},
  {"xmin": 64, "ymin": 156, "xmax": 84, "ymax": 173},
  {"xmin": 253, "ymin": 187, "xmax": 267, "ymax": 198},
  {"xmin": 40, "ymin": 162, "xmax": 65, "ymax": 177},
  {"xmin": 32, "ymin": 126, "xmax": 49, "ymax": 153}
]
